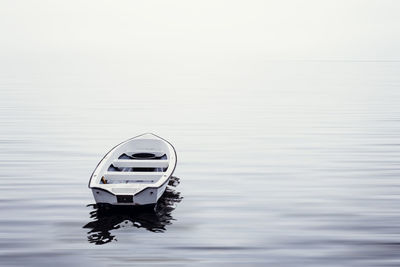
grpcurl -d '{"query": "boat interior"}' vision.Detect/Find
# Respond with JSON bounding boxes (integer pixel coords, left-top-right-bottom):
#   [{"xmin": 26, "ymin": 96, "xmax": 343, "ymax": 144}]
[{"xmin": 99, "ymin": 139, "xmax": 171, "ymax": 185}]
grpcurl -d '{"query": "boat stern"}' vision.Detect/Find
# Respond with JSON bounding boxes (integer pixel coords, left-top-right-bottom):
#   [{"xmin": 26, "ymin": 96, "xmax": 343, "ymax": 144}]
[{"xmin": 91, "ymin": 185, "xmax": 165, "ymax": 206}]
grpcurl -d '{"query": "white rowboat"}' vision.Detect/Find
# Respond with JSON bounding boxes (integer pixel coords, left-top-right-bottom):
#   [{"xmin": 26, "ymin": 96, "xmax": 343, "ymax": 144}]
[{"xmin": 89, "ymin": 133, "xmax": 177, "ymax": 206}]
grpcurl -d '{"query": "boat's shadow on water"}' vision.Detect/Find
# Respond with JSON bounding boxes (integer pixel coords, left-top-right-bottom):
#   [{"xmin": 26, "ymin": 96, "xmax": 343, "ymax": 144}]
[{"xmin": 83, "ymin": 176, "xmax": 183, "ymax": 245}]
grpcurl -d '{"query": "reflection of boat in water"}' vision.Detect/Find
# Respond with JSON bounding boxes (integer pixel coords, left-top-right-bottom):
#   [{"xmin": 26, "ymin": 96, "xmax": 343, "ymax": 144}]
[{"xmin": 83, "ymin": 177, "xmax": 182, "ymax": 245}]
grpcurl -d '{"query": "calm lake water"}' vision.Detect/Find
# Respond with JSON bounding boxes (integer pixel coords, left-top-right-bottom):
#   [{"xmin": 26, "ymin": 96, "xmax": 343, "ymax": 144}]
[{"xmin": 1, "ymin": 61, "xmax": 400, "ymax": 266}]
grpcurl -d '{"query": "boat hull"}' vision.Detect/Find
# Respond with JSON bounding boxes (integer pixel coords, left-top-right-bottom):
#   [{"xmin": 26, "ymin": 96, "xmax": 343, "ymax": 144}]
[
  {"xmin": 89, "ymin": 133, "xmax": 177, "ymax": 206},
  {"xmin": 91, "ymin": 177, "xmax": 170, "ymax": 206}
]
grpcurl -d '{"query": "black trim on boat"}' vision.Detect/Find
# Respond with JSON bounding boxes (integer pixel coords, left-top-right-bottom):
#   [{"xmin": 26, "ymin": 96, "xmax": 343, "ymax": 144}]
[{"xmin": 117, "ymin": 195, "xmax": 134, "ymax": 203}]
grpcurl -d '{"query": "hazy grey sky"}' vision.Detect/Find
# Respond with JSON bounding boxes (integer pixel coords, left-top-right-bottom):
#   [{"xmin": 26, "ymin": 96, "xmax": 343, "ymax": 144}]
[{"xmin": 0, "ymin": 0, "xmax": 399, "ymax": 62}]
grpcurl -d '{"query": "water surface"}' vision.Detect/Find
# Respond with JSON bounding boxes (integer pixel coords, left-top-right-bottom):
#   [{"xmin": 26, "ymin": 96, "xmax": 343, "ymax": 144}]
[{"xmin": 1, "ymin": 61, "xmax": 400, "ymax": 266}]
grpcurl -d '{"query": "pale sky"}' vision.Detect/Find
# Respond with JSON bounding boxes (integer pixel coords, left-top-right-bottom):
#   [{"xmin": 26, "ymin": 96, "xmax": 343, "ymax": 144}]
[{"xmin": 0, "ymin": 0, "xmax": 399, "ymax": 63}]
